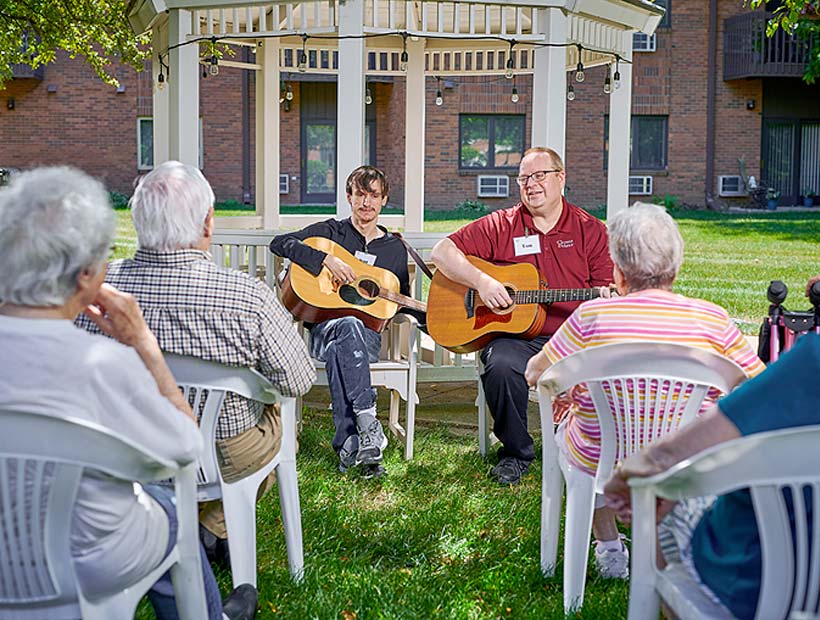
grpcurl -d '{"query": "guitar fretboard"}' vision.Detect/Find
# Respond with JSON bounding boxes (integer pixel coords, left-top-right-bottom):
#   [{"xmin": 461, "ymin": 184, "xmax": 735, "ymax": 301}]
[
  {"xmin": 468, "ymin": 288, "xmax": 600, "ymax": 306},
  {"xmin": 380, "ymin": 289, "xmax": 428, "ymax": 312}
]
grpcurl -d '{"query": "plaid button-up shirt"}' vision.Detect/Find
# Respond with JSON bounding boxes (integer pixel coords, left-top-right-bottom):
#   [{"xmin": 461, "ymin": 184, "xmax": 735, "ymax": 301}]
[{"xmin": 77, "ymin": 249, "xmax": 315, "ymax": 439}]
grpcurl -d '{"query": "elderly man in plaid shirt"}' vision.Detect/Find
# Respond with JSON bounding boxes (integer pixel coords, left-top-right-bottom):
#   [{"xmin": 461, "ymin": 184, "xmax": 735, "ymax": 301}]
[{"xmin": 77, "ymin": 161, "xmax": 315, "ymax": 568}]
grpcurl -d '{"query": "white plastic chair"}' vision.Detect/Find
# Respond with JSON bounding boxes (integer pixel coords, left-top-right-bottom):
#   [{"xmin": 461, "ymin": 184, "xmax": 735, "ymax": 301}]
[
  {"xmin": 312, "ymin": 313, "xmax": 420, "ymax": 460},
  {"xmin": 628, "ymin": 424, "xmax": 820, "ymax": 620},
  {"xmin": 536, "ymin": 341, "xmax": 748, "ymax": 614},
  {"xmin": 164, "ymin": 354, "xmax": 304, "ymax": 587},
  {"xmin": 0, "ymin": 407, "xmax": 207, "ymax": 620}
]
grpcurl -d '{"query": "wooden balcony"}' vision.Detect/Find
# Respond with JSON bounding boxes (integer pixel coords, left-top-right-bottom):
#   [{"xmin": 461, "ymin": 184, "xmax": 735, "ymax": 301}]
[
  {"xmin": 723, "ymin": 12, "xmax": 814, "ymax": 80},
  {"xmin": 11, "ymin": 63, "xmax": 44, "ymax": 80}
]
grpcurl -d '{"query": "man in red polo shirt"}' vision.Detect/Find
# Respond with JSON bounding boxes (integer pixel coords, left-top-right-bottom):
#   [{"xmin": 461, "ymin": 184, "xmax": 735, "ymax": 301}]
[{"xmin": 430, "ymin": 146, "xmax": 613, "ymax": 485}]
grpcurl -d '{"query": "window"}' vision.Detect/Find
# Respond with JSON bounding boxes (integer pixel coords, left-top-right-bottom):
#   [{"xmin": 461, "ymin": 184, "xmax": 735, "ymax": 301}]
[
  {"xmin": 279, "ymin": 174, "xmax": 289, "ymax": 195},
  {"xmin": 656, "ymin": 0, "xmax": 671, "ymax": 28},
  {"xmin": 604, "ymin": 115, "xmax": 669, "ymax": 171},
  {"xmin": 633, "ymin": 33, "xmax": 657, "ymax": 52},
  {"xmin": 137, "ymin": 117, "xmax": 153, "ymax": 170},
  {"xmin": 136, "ymin": 118, "xmax": 204, "ymax": 170},
  {"xmin": 459, "ymin": 115, "xmax": 525, "ymax": 170},
  {"xmin": 477, "ymin": 175, "xmax": 510, "ymax": 198},
  {"xmin": 629, "ymin": 176, "xmax": 653, "ymax": 195}
]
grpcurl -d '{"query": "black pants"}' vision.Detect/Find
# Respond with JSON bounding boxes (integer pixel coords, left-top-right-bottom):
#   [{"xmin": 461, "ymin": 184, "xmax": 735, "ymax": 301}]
[{"xmin": 480, "ymin": 335, "xmax": 549, "ymax": 464}]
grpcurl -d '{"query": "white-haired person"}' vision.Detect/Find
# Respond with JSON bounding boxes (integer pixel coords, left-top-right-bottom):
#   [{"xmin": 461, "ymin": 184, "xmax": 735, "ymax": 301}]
[
  {"xmin": 524, "ymin": 202, "xmax": 765, "ymax": 579},
  {"xmin": 0, "ymin": 167, "xmax": 255, "ymax": 619},
  {"xmin": 76, "ymin": 161, "xmax": 314, "ymax": 574}
]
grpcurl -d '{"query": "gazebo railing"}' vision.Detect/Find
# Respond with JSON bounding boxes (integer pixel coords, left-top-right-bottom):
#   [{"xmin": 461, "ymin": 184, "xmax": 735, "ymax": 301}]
[{"xmin": 210, "ymin": 229, "xmax": 480, "ymax": 385}]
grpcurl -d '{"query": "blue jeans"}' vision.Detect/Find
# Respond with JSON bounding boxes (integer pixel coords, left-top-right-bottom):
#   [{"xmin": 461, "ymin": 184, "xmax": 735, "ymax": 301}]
[
  {"xmin": 310, "ymin": 316, "xmax": 382, "ymax": 453},
  {"xmin": 143, "ymin": 484, "xmax": 223, "ymax": 620}
]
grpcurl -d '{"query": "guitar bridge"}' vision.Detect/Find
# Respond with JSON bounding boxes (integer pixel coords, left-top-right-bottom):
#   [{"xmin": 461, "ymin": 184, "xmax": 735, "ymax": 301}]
[{"xmin": 464, "ymin": 289, "xmax": 475, "ymax": 319}]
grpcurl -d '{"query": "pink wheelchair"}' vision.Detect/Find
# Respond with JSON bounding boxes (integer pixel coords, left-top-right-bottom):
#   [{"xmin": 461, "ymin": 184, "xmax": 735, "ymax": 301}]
[{"xmin": 759, "ymin": 280, "xmax": 820, "ymax": 363}]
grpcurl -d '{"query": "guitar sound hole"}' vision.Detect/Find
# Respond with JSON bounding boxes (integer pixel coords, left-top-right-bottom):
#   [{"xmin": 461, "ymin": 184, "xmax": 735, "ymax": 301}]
[{"xmin": 339, "ymin": 281, "xmax": 378, "ymax": 307}]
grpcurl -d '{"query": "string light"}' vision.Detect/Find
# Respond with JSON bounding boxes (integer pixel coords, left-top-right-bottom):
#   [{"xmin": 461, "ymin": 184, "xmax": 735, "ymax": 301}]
[
  {"xmin": 511, "ymin": 76, "xmax": 519, "ymax": 103},
  {"xmin": 613, "ymin": 57, "xmax": 622, "ymax": 90},
  {"xmin": 400, "ymin": 32, "xmax": 409, "ymax": 72},
  {"xmin": 201, "ymin": 64, "xmax": 208, "ymax": 79},
  {"xmin": 435, "ymin": 77, "xmax": 443, "ymax": 106},
  {"xmin": 298, "ymin": 34, "xmax": 308, "ymax": 72},
  {"xmin": 365, "ymin": 87, "xmax": 373, "ymax": 105},
  {"xmin": 505, "ymin": 40, "xmax": 516, "ymax": 79},
  {"xmin": 285, "ymin": 82, "xmax": 293, "ymax": 101},
  {"xmin": 156, "ymin": 55, "xmax": 168, "ymax": 90},
  {"xmin": 567, "ymin": 74, "xmax": 575, "ymax": 101},
  {"xmin": 575, "ymin": 44, "xmax": 585, "ymax": 82},
  {"xmin": 209, "ymin": 54, "xmax": 219, "ymax": 76},
  {"xmin": 603, "ymin": 64, "xmax": 612, "ymax": 94}
]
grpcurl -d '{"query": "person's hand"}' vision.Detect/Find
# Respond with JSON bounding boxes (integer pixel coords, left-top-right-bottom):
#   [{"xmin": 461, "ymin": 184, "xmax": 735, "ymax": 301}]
[
  {"xmin": 806, "ymin": 275, "xmax": 820, "ymax": 297},
  {"xmin": 603, "ymin": 451, "xmax": 665, "ymax": 524},
  {"xmin": 83, "ymin": 283, "xmax": 155, "ymax": 349},
  {"xmin": 476, "ymin": 273, "xmax": 513, "ymax": 311},
  {"xmin": 323, "ymin": 254, "xmax": 357, "ymax": 284},
  {"xmin": 525, "ymin": 350, "xmax": 550, "ymax": 386},
  {"xmin": 598, "ymin": 284, "xmax": 618, "ymax": 299}
]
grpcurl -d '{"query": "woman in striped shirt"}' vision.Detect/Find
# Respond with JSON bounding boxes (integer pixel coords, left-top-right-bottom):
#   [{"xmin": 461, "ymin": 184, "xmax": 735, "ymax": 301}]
[{"xmin": 524, "ymin": 202, "xmax": 764, "ymax": 579}]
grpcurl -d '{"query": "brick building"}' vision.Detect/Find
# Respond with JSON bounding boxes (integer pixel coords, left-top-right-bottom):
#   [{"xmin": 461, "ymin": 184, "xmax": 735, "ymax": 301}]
[{"xmin": 1, "ymin": 0, "xmax": 818, "ymax": 211}]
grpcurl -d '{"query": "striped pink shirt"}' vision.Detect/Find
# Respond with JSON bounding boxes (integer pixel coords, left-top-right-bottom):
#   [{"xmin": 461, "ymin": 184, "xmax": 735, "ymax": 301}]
[{"xmin": 542, "ymin": 290, "xmax": 765, "ymax": 475}]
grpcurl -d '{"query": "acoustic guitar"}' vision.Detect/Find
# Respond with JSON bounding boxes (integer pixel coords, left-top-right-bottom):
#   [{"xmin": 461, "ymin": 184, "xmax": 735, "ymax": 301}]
[
  {"xmin": 427, "ymin": 256, "xmax": 601, "ymax": 353},
  {"xmin": 280, "ymin": 237, "xmax": 427, "ymax": 333}
]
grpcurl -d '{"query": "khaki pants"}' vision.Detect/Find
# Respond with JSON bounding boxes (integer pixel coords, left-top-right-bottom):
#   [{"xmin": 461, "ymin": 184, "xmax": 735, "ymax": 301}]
[{"xmin": 199, "ymin": 403, "xmax": 282, "ymax": 539}]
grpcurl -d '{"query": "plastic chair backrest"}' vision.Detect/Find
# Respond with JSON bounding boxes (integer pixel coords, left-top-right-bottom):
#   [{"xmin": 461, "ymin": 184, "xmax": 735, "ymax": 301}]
[
  {"xmin": 0, "ymin": 408, "xmax": 180, "ymax": 616},
  {"xmin": 539, "ymin": 341, "xmax": 747, "ymax": 491},
  {"xmin": 636, "ymin": 425, "xmax": 820, "ymax": 619},
  {"xmin": 163, "ymin": 354, "xmax": 279, "ymax": 493}
]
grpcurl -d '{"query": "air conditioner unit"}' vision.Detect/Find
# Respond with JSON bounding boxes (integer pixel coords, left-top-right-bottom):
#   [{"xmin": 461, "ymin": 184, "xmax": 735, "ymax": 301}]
[
  {"xmin": 632, "ymin": 32, "xmax": 657, "ymax": 52},
  {"xmin": 629, "ymin": 176, "xmax": 653, "ymax": 195},
  {"xmin": 718, "ymin": 175, "xmax": 747, "ymax": 197},
  {"xmin": 477, "ymin": 175, "xmax": 510, "ymax": 198},
  {"xmin": 279, "ymin": 174, "xmax": 289, "ymax": 195}
]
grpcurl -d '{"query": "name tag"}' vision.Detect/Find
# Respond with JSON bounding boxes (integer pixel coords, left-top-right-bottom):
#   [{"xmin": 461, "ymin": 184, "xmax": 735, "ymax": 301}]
[
  {"xmin": 354, "ymin": 250, "xmax": 377, "ymax": 266},
  {"xmin": 513, "ymin": 234, "xmax": 541, "ymax": 257}
]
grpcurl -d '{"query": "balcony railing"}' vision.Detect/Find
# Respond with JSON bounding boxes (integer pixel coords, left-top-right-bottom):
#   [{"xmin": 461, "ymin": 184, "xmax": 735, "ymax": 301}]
[
  {"xmin": 11, "ymin": 63, "xmax": 44, "ymax": 80},
  {"xmin": 724, "ymin": 12, "xmax": 814, "ymax": 80}
]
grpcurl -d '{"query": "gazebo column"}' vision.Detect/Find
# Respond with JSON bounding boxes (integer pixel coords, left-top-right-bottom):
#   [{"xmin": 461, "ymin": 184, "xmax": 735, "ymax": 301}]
[
  {"xmin": 151, "ymin": 19, "xmax": 170, "ymax": 164},
  {"xmin": 531, "ymin": 8, "xmax": 567, "ymax": 158},
  {"xmin": 403, "ymin": 38, "xmax": 426, "ymax": 233},
  {"xmin": 606, "ymin": 32, "xmax": 633, "ymax": 217},
  {"xmin": 256, "ymin": 38, "xmax": 281, "ymax": 229},
  {"xmin": 168, "ymin": 9, "xmax": 199, "ymax": 166},
  {"xmin": 336, "ymin": 0, "xmax": 366, "ymax": 217}
]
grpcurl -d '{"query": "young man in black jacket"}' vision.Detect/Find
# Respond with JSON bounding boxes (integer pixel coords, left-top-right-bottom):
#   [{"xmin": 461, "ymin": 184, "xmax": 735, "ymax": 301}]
[{"xmin": 270, "ymin": 166, "xmax": 410, "ymax": 477}]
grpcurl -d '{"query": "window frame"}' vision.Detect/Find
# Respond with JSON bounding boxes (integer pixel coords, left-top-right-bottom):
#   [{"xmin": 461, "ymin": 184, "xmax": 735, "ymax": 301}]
[
  {"xmin": 604, "ymin": 114, "xmax": 669, "ymax": 172},
  {"xmin": 458, "ymin": 113, "xmax": 526, "ymax": 171},
  {"xmin": 136, "ymin": 117, "xmax": 204, "ymax": 170}
]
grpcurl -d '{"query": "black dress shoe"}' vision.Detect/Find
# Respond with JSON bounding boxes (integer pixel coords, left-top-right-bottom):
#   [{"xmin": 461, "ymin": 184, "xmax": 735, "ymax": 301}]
[
  {"xmin": 490, "ymin": 457, "xmax": 530, "ymax": 485},
  {"xmin": 222, "ymin": 583, "xmax": 258, "ymax": 620},
  {"xmin": 199, "ymin": 524, "xmax": 231, "ymax": 568}
]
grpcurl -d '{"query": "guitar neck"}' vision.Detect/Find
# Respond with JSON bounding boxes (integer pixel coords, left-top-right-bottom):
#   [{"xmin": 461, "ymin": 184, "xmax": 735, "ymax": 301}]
[
  {"xmin": 498, "ymin": 288, "xmax": 601, "ymax": 305},
  {"xmin": 379, "ymin": 289, "xmax": 427, "ymax": 313}
]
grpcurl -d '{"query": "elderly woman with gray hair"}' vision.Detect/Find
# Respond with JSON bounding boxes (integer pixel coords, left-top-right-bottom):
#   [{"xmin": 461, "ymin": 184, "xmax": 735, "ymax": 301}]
[
  {"xmin": 0, "ymin": 167, "xmax": 249, "ymax": 619},
  {"xmin": 524, "ymin": 202, "xmax": 765, "ymax": 580}
]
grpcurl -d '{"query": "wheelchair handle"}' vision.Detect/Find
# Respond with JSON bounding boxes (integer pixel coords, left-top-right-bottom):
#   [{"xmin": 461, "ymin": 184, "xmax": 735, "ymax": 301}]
[{"xmin": 767, "ymin": 280, "xmax": 788, "ymax": 306}]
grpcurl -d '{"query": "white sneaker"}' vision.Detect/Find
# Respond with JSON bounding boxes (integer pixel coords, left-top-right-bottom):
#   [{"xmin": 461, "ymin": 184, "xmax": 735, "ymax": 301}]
[{"xmin": 594, "ymin": 537, "xmax": 629, "ymax": 579}]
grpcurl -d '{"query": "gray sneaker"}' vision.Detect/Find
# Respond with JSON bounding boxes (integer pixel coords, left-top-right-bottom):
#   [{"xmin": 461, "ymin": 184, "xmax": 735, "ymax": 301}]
[
  {"xmin": 338, "ymin": 435, "xmax": 359, "ymax": 473},
  {"xmin": 355, "ymin": 414, "xmax": 387, "ymax": 465}
]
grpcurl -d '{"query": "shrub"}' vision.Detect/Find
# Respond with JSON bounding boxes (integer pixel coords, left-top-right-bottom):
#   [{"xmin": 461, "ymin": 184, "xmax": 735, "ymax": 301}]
[
  {"xmin": 109, "ymin": 191, "xmax": 130, "ymax": 210},
  {"xmin": 453, "ymin": 199, "xmax": 489, "ymax": 217}
]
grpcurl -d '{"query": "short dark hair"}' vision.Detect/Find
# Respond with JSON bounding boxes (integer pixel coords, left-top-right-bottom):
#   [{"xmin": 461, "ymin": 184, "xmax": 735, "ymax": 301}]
[{"xmin": 345, "ymin": 165, "xmax": 389, "ymax": 199}]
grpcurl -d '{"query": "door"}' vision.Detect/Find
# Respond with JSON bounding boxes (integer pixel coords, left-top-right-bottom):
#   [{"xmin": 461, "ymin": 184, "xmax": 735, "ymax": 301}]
[
  {"xmin": 302, "ymin": 122, "xmax": 336, "ymax": 203},
  {"xmin": 763, "ymin": 119, "xmax": 820, "ymax": 205}
]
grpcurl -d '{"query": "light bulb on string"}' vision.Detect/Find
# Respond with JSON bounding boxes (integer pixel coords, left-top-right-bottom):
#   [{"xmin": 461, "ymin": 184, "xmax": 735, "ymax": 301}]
[
  {"xmin": 603, "ymin": 65, "xmax": 612, "ymax": 94},
  {"xmin": 285, "ymin": 83, "xmax": 293, "ymax": 101},
  {"xmin": 157, "ymin": 72, "xmax": 166, "ymax": 90},
  {"xmin": 298, "ymin": 34, "xmax": 308, "ymax": 72},
  {"xmin": 365, "ymin": 87, "xmax": 373, "ymax": 105},
  {"xmin": 505, "ymin": 40, "xmax": 516, "ymax": 79},
  {"xmin": 575, "ymin": 45, "xmax": 585, "ymax": 82},
  {"xmin": 209, "ymin": 55, "xmax": 219, "ymax": 76},
  {"xmin": 201, "ymin": 65, "xmax": 208, "ymax": 79},
  {"xmin": 511, "ymin": 85, "xmax": 519, "ymax": 103},
  {"xmin": 400, "ymin": 33, "xmax": 409, "ymax": 72},
  {"xmin": 567, "ymin": 81, "xmax": 575, "ymax": 101},
  {"xmin": 435, "ymin": 77, "xmax": 443, "ymax": 106},
  {"xmin": 613, "ymin": 57, "xmax": 622, "ymax": 90}
]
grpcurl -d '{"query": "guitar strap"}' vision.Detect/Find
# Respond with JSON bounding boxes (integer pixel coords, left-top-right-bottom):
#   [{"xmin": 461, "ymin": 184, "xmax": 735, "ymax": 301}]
[{"xmin": 393, "ymin": 232, "xmax": 435, "ymax": 280}]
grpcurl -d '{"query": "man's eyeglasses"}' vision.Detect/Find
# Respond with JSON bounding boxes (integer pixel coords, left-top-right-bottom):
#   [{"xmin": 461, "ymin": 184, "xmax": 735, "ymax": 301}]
[{"xmin": 516, "ymin": 169, "xmax": 561, "ymax": 187}]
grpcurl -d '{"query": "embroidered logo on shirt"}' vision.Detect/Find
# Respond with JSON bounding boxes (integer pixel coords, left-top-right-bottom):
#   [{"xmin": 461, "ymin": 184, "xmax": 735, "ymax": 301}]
[{"xmin": 556, "ymin": 239, "xmax": 575, "ymax": 249}]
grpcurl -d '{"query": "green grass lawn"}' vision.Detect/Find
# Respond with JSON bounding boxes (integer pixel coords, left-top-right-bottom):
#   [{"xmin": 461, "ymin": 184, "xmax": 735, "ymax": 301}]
[
  {"xmin": 139, "ymin": 410, "xmax": 630, "ymax": 620},
  {"xmin": 114, "ymin": 207, "xmax": 820, "ymax": 334}
]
